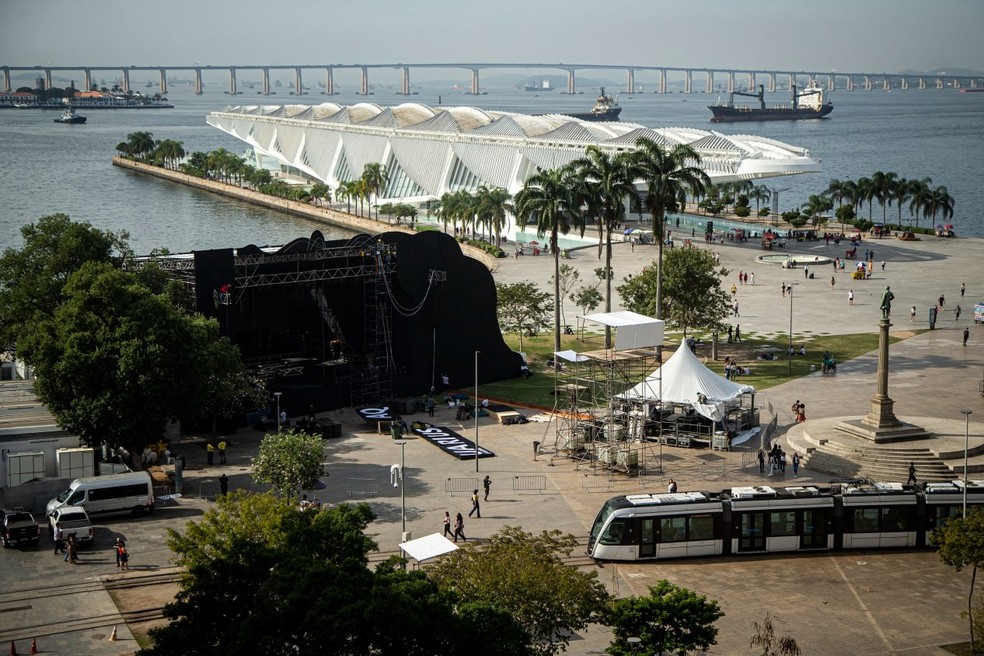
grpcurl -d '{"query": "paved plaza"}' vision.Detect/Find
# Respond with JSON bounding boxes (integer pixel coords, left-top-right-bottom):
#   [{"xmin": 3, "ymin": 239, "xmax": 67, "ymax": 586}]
[{"xmin": 1, "ymin": 226, "xmax": 982, "ymax": 655}]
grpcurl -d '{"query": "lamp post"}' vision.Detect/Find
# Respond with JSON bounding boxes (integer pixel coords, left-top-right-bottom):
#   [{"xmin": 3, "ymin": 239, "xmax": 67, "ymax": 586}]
[
  {"xmin": 474, "ymin": 350, "xmax": 480, "ymax": 473},
  {"xmin": 627, "ymin": 637, "xmax": 641, "ymax": 654},
  {"xmin": 274, "ymin": 392, "xmax": 282, "ymax": 432},
  {"xmin": 394, "ymin": 439, "xmax": 407, "ymax": 566},
  {"xmin": 960, "ymin": 409, "xmax": 973, "ymax": 516},
  {"xmin": 787, "ymin": 285, "xmax": 794, "ymax": 376}
]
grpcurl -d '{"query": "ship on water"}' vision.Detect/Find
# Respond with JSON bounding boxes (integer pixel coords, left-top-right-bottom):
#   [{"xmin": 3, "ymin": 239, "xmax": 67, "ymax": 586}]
[
  {"xmin": 562, "ymin": 87, "xmax": 621, "ymax": 121},
  {"xmin": 708, "ymin": 84, "xmax": 832, "ymax": 122},
  {"xmin": 524, "ymin": 79, "xmax": 552, "ymax": 92}
]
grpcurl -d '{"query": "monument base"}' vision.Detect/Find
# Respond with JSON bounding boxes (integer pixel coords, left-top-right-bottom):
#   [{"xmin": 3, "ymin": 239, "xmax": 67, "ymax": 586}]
[{"xmin": 834, "ymin": 418, "xmax": 933, "ymax": 444}]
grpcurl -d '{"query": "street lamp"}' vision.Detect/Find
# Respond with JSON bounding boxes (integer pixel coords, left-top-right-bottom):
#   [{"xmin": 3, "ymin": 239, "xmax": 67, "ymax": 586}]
[
  {"xmin": 960, "ymin": 409, "xmax": 973, "ymax": 516},
  {"xmin": 474, "ymin": 350, "xmax": 480, "ymax": 473},
  {"xmin": 787, "ymin": 286, "xmax": 794, "ymax": 375},
  {"xmin": 274, "ymin": 392, "xmax": 282, "ymax": 432},
  {"xmin": 394, "ymin": 439, "xmax": 408, "ymax": 566},
  {"xmin": 627, "ymin": 637, "xmax": 641, "ymax": 654}
]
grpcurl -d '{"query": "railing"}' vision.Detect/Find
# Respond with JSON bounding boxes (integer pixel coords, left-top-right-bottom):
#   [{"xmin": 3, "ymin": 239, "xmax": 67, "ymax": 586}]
[
  {"xmin": 445, "ymin": 477, "xmax": 478, "ymax": 497},
  {"xmin": 512, "ymin": 475, "xmax": 547, "ymax": 494},
  {"xmin": 345, "ymin": 477, "xmax": 378, "ymax": 498}
]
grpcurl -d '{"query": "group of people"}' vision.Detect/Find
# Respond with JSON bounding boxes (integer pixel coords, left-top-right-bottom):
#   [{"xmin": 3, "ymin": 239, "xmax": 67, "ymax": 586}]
[
  {"xmin": 442, "ymin": 476, "xmax": 491, "ymax": 543},
  {"xmin": 791, "ymin": 400, "xmax": 807, "ymax": 423},
  {"xmin": 205, "ymin": 438, "xmax": 228, "ymax": 466},
  {"xmin": 758, "ymin": 445, "xmax": 801, "ymax": 478},
  {"xmin": 52, "ymin": 528, "xmax": 128, "ymax": 569},
  {"xmin": 723, "ymin": 357, "xmax": 750, "ymax": 380}
]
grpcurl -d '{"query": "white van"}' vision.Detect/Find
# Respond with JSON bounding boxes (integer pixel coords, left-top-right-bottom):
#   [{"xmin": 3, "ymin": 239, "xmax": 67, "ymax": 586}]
[{"xmin": 47, "ymin": 471, "xmax": 155, "ymax": 518}]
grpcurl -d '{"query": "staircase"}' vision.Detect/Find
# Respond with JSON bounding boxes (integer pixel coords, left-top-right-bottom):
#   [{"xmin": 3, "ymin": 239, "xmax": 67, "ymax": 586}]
[{"xmin": 800, "ymin": 440, "xmax": 956, "ymax": 483}]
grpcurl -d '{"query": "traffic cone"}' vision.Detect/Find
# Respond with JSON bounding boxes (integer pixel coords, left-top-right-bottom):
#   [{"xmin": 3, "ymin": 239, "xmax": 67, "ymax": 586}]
[
  {"xmin": 8, "ymin": 640, "xmax": 17, "ymax": 655},
  {"xmin": 109, "ymin": 625, "xmax": 117, "ymax": 641},
  {"xmin": 29, "ymin": 638, "xmax": 36, "ymax": 655}
]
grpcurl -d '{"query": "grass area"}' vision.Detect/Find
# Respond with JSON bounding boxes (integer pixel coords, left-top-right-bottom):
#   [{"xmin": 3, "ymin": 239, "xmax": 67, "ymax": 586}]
[{"xmin": 473, "ymin": 330, "xmax": 910, "ymax": 411}]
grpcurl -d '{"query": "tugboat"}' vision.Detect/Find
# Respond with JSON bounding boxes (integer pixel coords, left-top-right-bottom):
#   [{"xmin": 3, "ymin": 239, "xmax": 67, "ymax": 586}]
[
  {"xmin": 53, "ymin": 107, "xmax": 87, "ymax": 124},
  {"xmin": 566, "ymin": 87, "xmax": 622, "ymax": 121},
  {"xmin": 708, "ymin": 84, "xmax": 833, "ymax": 122}
]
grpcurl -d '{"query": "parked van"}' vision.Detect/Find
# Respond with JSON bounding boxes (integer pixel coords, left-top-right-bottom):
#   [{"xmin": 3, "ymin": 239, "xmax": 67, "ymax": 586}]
[{"xmin": 46, "ymin": 471, "xmax": 155, "ymax": 518}]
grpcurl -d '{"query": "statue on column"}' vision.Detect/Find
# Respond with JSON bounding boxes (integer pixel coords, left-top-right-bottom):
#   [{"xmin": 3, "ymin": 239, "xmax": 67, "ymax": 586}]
[{"xmin": 880, "ymin": 286, "xmax": 895, "ymax": 319}]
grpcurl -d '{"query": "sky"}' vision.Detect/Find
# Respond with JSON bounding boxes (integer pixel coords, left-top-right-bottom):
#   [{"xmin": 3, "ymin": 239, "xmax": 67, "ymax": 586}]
[{"xmin": 0, "ymin": 0, "xmax": 982, "ymax": 77}]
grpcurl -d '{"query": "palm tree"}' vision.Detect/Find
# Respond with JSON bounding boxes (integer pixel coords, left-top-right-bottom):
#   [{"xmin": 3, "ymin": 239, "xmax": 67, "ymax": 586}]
[
  {"xmin": 336, "ymin": 181, "xmax": 353, "ymax": 213},
  {"xmin": 152, "ymin": 139, "xmax": 185, "ymax": 170},
  {"xmin": 474, "ymin": 186, "xmax": 512, "ymax": 246},
  {"xmin": 125, "ymin": 131, "xmax": 156, "ymax": 161},
  {"xmin": 856, "ymin": 176, "xmax": 874, "ymax": 221},
  {"xmin": 803, "ymin": 194, "xmax": 833, "ymax": 228},
  {"xmin": 870, "ymin": 171, "xmax": 899, "ymax": 223},
  {"xmin": 905, "ymin": 177, "xmax": 933, "ymax": 229},
  {"xmin": 361, "ymin": 163, "xmax": 389, "ymax": 220},
  {"xmin": 514, "ymin": 167, "xmax": 578, "ymax": 352},
  {"xmin": 749, "ymin": 185, "xmax": 771, "ymax": 213},
  {"xmin": 889, "ymin": 177, "xmax": 913, "ymax": 226},
  {"xmin": 631, "ymin": 138, "xmax": 711, "ymax": 319},
  {"xmin": 571, "ymin": 146, "xmax": 637, "ymax": 347},
  {"xmin": 914, "ymin": 184, "xmax": 955, "ymax": 230}
]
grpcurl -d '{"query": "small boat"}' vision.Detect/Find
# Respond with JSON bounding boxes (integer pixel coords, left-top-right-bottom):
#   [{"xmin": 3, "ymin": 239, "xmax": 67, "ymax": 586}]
[
  {"xmin": 537, "ymin": 87, "xmax": 621, "ymax": 121},
  {"xmin": 53, "ymin": 107, "xmax": 86, "ymax": 124}
]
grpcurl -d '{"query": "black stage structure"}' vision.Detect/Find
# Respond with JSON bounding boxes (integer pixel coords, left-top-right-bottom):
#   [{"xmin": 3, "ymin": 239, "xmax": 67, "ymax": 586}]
[{"xmin": 140, "ymin": 230, "xmax": 521, "ymax": 414}]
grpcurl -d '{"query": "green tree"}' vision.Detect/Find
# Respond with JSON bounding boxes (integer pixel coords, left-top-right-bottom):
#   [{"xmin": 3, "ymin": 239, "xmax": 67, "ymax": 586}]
[
  {"xmin": 749, "ymin": 613, "xmax": 802, "ymax": 656},
  {"xmin": 474, "ymin": 185, "xmax": 512, "ymax": 245},
  {"xmin": 309, "ymin": 182, "xmax": 332, "ymax": 207},
  {"xmin": 0, "ymin": 214, "xmax": 129, "ymax": 351},
  {"xmin": 572, "ymin": 285, "xmax": 603, "ymax": 318},
  {"xmin": 153, "ymin": 139, "xmax": 186, "ymax": 170},
  {"xmin": 251, "ymin": 429, "xmax": 326, "ymax": 497},
  {"xmin": 17, "ymin": 262, "xmax": 243, "ymax": 465},
  {"xmin": 549, "ymin": 263, "xmax": 581, "ymax": 328},
  {"xmin": 933, "ymin": 508, "xmax": 984, "ymax": 653},
  {"xmin": 496, "ymin": 281, "xmax": 551, "ymax": 352},
  {"xmin": 514, "ymin": 167, "xmax": 579, "ymax": 352},
  {"xmin": 361, "ymin": 162, "xmax": 389, "ymax": 219},
  {"xmin": 617, "ymin": 248, "xmax": 729, "ymax": 336},
  {"xmin": 124, "ymin": 130, "xmax": 156, "ymax": 160},
  {"xmin": 571, "ymin": 146, "xmax": 637, "ymax": 347},
  {"xmin": 429, "ymin": 526, "xmax": 610, "ymax": 656},
  {"xmin": 631, "ymin": 139, "xmax": 711, "ymax": 319},
  {"xmin": 606, "ymin": 580, "xmax": 724, "ymax": 656}
]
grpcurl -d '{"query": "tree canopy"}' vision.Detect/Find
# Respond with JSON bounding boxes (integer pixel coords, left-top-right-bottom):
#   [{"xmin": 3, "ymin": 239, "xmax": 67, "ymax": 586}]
[
  {"xmin": 251, "ymin": 429, "xmax": 327, "ymax": 496},
  {"xmin": 0, "ymin": 213, "xmax": 129, "ymax": 350},
  {"xmin": 496, "ymin": 281, "xmax": 551, "ymax": 351},
  {"xmin": 17, "ymin": 261, "xmax": 243, "ymax": 461},
  {"xmin": 428, "ymin": 526, "xmax": 610, "ymax": 655},
  {"xmin": 142, "ymin": 492, "xmax": 529, "ymax": 656},
  {"xmin": 933, "ymin": 508, "xmax": 984, "ymax": 652},
  {"xmin": 606, "ymin": 580, "xmax": 723, "ymax": 656},
  {"xmin": 617, "ymin": 247, "xmax": 730, "ymax": 336}
]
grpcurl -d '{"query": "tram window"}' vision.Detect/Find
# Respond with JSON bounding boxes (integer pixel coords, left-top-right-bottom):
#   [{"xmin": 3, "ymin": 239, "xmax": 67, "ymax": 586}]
[
  {"xmin": 688, "ymin": 514, "xmax": 715, "ymax": 540},
  {"xmin": 881, "ymin": 506, "xmax": 911, "ymax": 531},
  {"xmin": 600, "ymin": 519, "xmax": 627, "ymax": 545},
  {"xmin": 852, "ymin": 508, "xmax": 879, "ymax": 532},
  {"xmin": 770, "ymin": 510, "xmax": 797, "ymax": 536},
  {"xmin": 660, "ymin": 516, "xmax": 687, "ymax": 542}
]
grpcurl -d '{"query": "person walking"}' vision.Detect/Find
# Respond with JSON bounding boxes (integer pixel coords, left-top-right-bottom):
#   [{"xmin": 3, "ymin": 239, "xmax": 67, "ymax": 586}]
[
  {"xmin": 733, "ymin": 300, "xmax": 739, "ymax": 317},
  {"xmin": 114, "ymin": 537, "xmax": 126, "ymax": 568},
  {"xmin": 938, "ymin": 294, "xmax": 945, "ymax": 309},
  {"xmin": 426, "ymin": 397, "xmax": 435, "ymax": 417},
  {"xmin": 961, "ymin": 282, "xmax": 966, "ymax": 297},
  {"xmin": 757, "ymin": 449, "xmax": 765, "ymax": 473},
  {"xmin": 792, "ymin": 453, "xmax": 801, "ymax": 478},
  {"xmin": 804, "ymin": 265, "xmax": 809, "ymax": 279},
  {"xmin": 483, "ymin": 475, "xmax": 491, "ymax": 501},
  {"xmin": 727, "ymin": 325, "xmax": 733, "ymax": 343},
  {"xmin": 779, "ymin": 450, "xmax": 787, "ymax": 475},
  {"xmin": 848, "ymin": 290, "xmax": 854, "ymax": 305},
  {"xmin": 217, "ymin": 438, "xmax": 227, "ymax": 464},
  {"xmin": 443, "ymin": 511, "xmax": 453, "ymax": 539},
  {"xmin": 831, "ymin": 276, "xmax": 836, "ymax": 289},
  {"xmin": 781, "ymin": 282, "xmax": 787, "ymax": 297},
  {"xmin": 731, "ymin": 283, "xmax": 738, "ymax": 298},
  {"xmin": 667, "ymin": 479, "xmax": 678, "ymax": 493},
  {"xmin": 907, "ymin": 462, "xmax": 917, "ymax": 486},
  {"xmin": 468, "ymin": 489, "xmax": 481, "ymax": 518},
  {"xmin": 955, "ymin": 304, "xmax": 961, "ymax": 321},
  {"xmin": 750, "ymin": 272, "xmax": 755, "ymax": 285},
  {"xmin": 219, "ymin": 473, "xmax": 229, "ymax": 496},
  {"xmin": 453, "ymin": 513, "xmax": 466, "ymax": 542},
  {"xmin": 734, "ymin": 325, "xmax": 742, "ymax": 342},
  {"xmin": 964, "ymin": 327, "xmax": 970, "ymax": 347},
  {"xmin": 118, "ymin": 544, "xmax": 129, "ymax": 571},
  {"xmin": 206, "ymin": 442, "xmax": 215, "ymax": 466},
  {"xmin": 910, "ymin": 305, "xmax": 916, "ymax": 322},
  {"xmin": 53, "ymin": 522, "xmax": 65, "ymax": 555},
  {"xmin": 66, "ymin": 535, "xmax": 78, "ymax": 564}
]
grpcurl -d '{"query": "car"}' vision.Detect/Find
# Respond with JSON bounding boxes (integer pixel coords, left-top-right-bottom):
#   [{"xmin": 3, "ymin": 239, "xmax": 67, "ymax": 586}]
[
  {"xmin": 2, "ymin": 507, "xmax": 41, "ymax": 548},
  {"xmin": 48, "ymin": 506, "xmax": 93, "ymax": 545}
]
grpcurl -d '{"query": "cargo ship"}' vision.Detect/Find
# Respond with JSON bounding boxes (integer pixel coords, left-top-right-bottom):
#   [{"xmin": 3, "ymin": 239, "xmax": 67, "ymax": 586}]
[
  {"xmin": 563, "ymin": 87, "xmax": 622, "ymax": 121},
  {"xmin": 708, "ymin": 84, "xmax": 832, "ymax": 122},
  {"xmin": 524, "ymin": 79, "xmax": 552, "ymax": 92}
]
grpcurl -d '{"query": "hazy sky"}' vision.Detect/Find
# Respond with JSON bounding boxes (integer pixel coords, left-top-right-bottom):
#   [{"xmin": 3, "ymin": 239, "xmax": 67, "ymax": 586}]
[{"xmin": 1, "ymin": 0, "xmax": 981, "ymax": 76}]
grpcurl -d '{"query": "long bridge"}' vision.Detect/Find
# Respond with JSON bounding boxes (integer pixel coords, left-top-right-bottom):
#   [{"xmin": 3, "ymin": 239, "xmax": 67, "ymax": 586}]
[{"xmin": 2, "ymin": 62, "xmax": 981, "ymax": 97}]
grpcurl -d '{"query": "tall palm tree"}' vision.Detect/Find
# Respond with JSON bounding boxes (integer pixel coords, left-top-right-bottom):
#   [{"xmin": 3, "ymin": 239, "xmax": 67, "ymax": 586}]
[
  {"xmin": 125, "ymin": 131, "xmax": 156, "ymax": 161},
  {"xmin": 474, "ymin": 186, "xmax": 512, "ymax": 246},
  {"xmin": 571, "ymin": 146, "xmax": 637, "ymax": 347},
  {"xmin": 915, "ymin": 184, "xmax": 955, "ymax": 230},
  {"xmin": 905, "ymin": 177, "xmax": 933, "ymax": 228},
  {"xmin": 361, "ymin": 163, "xmax": 389, "ymax": 219},
  {"xmin": 856, "ymin": 176, "xmax": 874, "ymax": 221},
  {"xmin": 870, "ymin": 171, "xmax": 899, "ymax": 223},
  {"xmin": 335, "ymin": 181, "xmax": 352, "ymax": 213},
  {"xmin": 631, "ymin": 139, "xmax": 711, "ymax": 319},
  {"xmin": 749, "ymin": 185, "xmax": 771, "ymax": 213},
  {"xmin": 153, "ymin": 139, "xmax": 185, "ymax": 170},
  {"xmin": 514, "ymin": 167, "xmax": 578, "ymax": 352},
  {"xmin": 889, "ymin": 177, "xmax": 912, "ymax": 226}
]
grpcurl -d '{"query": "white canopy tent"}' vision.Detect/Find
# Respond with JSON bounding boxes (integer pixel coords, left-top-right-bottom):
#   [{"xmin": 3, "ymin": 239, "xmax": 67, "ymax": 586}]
[
  {"xmin": 399, "ymin": 533, "xmax": 458, "ymax": 562},
  {"xmin": 582, "ymin": 311, "xmax": 665, "ymax": 351},
  {"xmin": 624, "ymin": 344, "xmax": 754, "ymax": 422}
]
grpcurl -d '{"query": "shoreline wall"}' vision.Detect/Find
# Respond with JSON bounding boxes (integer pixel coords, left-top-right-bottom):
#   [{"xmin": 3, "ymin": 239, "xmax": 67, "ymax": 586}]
[{"xmin": 111, "ymin": 157, "xmax": 498, "ymax": 271}]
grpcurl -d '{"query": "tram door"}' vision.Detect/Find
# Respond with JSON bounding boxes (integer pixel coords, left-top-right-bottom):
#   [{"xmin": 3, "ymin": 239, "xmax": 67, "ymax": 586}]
[
  {"xmin": 738, "ymin": 512, "xmax": 766, "ymax": 552},
  {"xmin": 800, "ymin": 509, "xmax": 829, "ymax": 549},
  {"xmin": 640, "ymin": 519, "xmax": 656, "ymax": 558}
]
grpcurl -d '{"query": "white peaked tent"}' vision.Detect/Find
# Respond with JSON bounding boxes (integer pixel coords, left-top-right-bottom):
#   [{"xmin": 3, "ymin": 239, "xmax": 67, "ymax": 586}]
[{"xmin": 625, "ymin": 344, "xmax": 754, "ymax": 422}]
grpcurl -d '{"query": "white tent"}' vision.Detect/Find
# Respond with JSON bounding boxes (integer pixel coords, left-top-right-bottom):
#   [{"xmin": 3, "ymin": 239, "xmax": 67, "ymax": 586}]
[
  {"xmin": 399, "ymin": 533, "xmax": 458, "ymax": 562},
  {"xmin": 624, "ymin": 345, "xmax": 754, "ymax": 421},
  {"xmin": 582, "ymin": 311, "xmax": 665, "ymax": 351}
]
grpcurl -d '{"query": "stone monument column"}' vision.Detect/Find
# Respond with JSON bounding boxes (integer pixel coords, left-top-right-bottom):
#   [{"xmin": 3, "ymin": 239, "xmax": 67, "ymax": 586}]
[{"xmin": 860, "ymin": 316, "xmax": 902, "ymax": 429}]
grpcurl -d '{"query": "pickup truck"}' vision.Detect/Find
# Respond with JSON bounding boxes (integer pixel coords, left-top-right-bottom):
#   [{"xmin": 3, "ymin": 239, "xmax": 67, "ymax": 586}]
[
  {"xmin": 2, "ymin": 507, "xmax": 41, "ymax": 547},
  {"xmin": 48, "ymin": 506, "xmax": 93, "ymax": 544}
]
